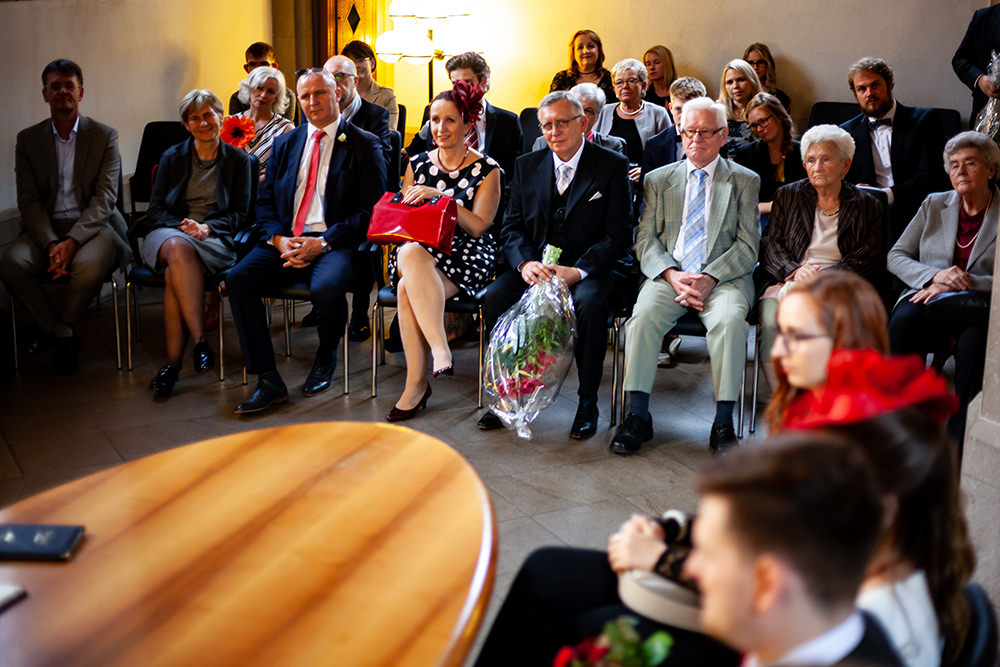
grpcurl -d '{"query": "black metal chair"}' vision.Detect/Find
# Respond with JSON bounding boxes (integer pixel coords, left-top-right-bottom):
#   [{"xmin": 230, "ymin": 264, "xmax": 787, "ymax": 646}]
[
  {"xmin": 954, "ymin": 583, "xmax": 998, "ymax": 667},
  {"xmin": 396, "ymin": 104, "xmax": 407, "ymax": 137},
  {"xmin": 519, "ymin": 107, "xmax": 541, "ymax": 154},
  {"xmin": 128, "ymin": 122, "xmax": 189, "ymax": 223}
]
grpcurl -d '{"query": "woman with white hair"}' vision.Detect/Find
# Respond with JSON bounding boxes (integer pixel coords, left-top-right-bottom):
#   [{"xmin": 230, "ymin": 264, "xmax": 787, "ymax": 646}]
[
  {"xmin": 237, "ymin": 66, "xmax": 294, "ymax": 182},
  {"xmin": 532, "ymin": 83, "xmax": 627, "ymax": 155},
  {"xmin": 594, "ymin": 58, "xmax": 671, "ymax": 181},
  {"xmin": 888, "ymin": 130, "xmax": 1000, "ymax": 449},
  {"xmin": 717, "ymin": 59, "xmax": 763, "ymax": 154},
  {"xmin": 757, "ymin": 124, "xmax": 884, "ymax": 374}
]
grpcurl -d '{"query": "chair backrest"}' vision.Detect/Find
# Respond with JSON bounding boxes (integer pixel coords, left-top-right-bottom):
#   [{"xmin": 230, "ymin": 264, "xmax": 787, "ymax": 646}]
[
  {"xmin": 936, "ymin": 107, "xmax": 962, "ymax": 141},
  {"xmin": 855, "ymin": 185, "xmax": 897, "ymax": 308},
  {"xmin": 397, "ymin": 103, "xmax": 407, "ymax": 136},
  {"xmin": 420, "ymin": 103, "xmax": 430, "ymax": 127},
  {"xmin": 520, "ymin": 107, "xmax": 541, "ymax": 155},
  {"xmin": 954, "ymin": 582, "xmax": 998, "ymax": 667},
  {"xmin": 388, "ymin": 130, "xmax": 402, "ymax": 193},
  {"xmin": 129, "ymin": 121, "xmax": 189, "ymax": 214},
  {"xmin": 807, "ymin": 101, "xmax": 859, "ymax": 128}
]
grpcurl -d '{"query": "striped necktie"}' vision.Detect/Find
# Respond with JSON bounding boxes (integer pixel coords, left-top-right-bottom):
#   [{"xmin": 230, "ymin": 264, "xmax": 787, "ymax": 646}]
[{"xmin": 681, "ymin": 169, "xmax": 708, "ymax": 273}]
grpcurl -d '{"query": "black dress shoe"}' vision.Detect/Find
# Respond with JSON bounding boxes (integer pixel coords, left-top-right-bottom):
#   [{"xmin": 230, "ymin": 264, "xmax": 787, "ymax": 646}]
[
  {"xmin": 53, "ymin": 335, "xmax": 81, "ymax": 376},
  {"xmin": 192, "ymin": 341, "xmax": 214, "ymax": 373},
  {"xmin": 477, "ymin": 410, "xmax": 503, "ymax": 430},
  {"xmin": 570, "ymin": 402, "xmax": 599, "ymax": 439},
  {"xmin": 303, "ymin": 357, "xmax": 336, "ymax": 396},
  {"xmin": 432, "ymin": 364, "xmax": 454, "ymax": 379},
  {"xmin": 385, "ymin": 383, "xmax": 432, "ymax": 422},
  {"xmin": 709, "ymin": 423, "xmax": 738, "ymax": 456},
  {"xmin": 348, "ymin": 316, "xmax": 371, "ymax": 342},
  {"xmin": 234, "ymin": 378, "xmax": 289, "ymax": 414},
  {"xmin": 26, "ymin": 331, "xmax": 56, "ymax": 357},
  {"xmin": 609, "ymin": 413, "xmax": 654, "ymax": 455},
  {"xmin": 150, "ymin": 364, "xmax": 180, "ymax": 398}
]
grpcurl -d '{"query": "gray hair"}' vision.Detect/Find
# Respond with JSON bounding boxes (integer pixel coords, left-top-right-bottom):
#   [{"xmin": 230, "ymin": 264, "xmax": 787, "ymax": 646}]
[
  {"xmin": 943, "ymin": 130, "xmax": 1000, "ymax": 174},
  {"xmin": 297, "ymin": 67, "xmax": 338, "ymax": 91},
  {"xmin": 800, "ymin": 124, "xmax": 855, "ymax": 162},
  {"xmin": 610, "ymin": 58, "xmax": 648, "ymax": 85},
  {"xmin": 179, "ymin": 89, "xmax": 224, "ymax": 123},
  {"xmin": 570, "ymin": 82, "xmax": 606, "ymax": 108},
  {"xmin": 237, "ymin": 66, "xmax": 289, "ymax": 114},
  {"xmin": 538, "ymin": 90, "xmax": 584, "ymax": 116},
  {"xmin": 679, "ymin": 96, "xmax": 726, "ymax": 129}
]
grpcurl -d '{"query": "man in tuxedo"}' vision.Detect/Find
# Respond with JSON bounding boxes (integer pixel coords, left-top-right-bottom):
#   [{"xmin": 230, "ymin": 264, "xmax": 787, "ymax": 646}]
[
  {"xmin": 642, "ymin": 77, "xmax": 708, "ymax": 172},
  {"xmin": 323, "ymin": 54, "xmax": 393, "ymax": 342},
  {"xmin": 953, "ymin": 5, "xmax": 1000, "ymax": 124},
  {"xmin": 226, "ymin": 68, "xmax": 386, "ymax": 414},
  {"xmin": 228, "ymin": 41, "xmax": 298, "ymax": 125},
  {"xmin": 613, "ymin": 98, "xmax": 759, "ymax": 456},
  {"xmin": 476, "ymin": 91, "xmax": 631, "ymax": 439},
  {"xmin": 840, "ymin": 57, "xmax": 947, "ymax": 245},
  {"xmin": 1, "ymin": 59, "xmax": 130, "ymax": 375},
  {"xmin": 684, "ymin": 433, "xmax": 903, "ymax": 666}
]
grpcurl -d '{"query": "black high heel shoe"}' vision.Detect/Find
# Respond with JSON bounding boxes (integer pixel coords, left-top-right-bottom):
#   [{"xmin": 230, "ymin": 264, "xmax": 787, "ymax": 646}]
[
  {"xmin": 192, "ymin": 341, "xmax": 214, "ymax": 373},
  {"xmin": 150, "ymin": 364, "xmax": 180, "ymax": 398},
  {"xmin": 432, "ymin": 364, "xmax": 454, "ymax": 379},
  {"xmin": 385, "ymin": 384, "xmax": 432, "ymax": 422}
]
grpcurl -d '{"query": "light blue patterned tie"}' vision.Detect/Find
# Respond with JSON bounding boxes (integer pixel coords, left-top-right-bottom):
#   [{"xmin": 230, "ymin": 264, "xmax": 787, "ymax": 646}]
[{"xmin": 681, "ymin": 169, "xmax": 708, "ymax": 273}]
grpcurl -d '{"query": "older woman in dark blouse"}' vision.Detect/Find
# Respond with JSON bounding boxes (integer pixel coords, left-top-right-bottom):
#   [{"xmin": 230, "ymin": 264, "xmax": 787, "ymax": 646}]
[
  {"xmin": 735, "ymin": 93, "xmax": 806, "ymax": 219},
  {"xmin": 757, "ymin": 124, "xmax": 883, "ymax": 376},
  {"xmin": 140, "ymin": 89, "xmax": 253, "ymax": 397}
]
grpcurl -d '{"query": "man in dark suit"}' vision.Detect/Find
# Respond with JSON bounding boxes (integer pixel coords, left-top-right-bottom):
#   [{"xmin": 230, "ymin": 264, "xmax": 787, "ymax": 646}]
[
  {"xmin": 226, "ymin": 68, "xmax": 386, "ymax": 414},
  {"xmin": 685, "ymin": 434, "xmax": 903, "ymax": 667},
  {"xmin": 228, "ymin": 41, "xmax": 299, "ymax": 125},
  {"xmin": 476, "ymin": 91, "xmax": 631, "ymax": 439},
  {"xmin": 324, "ymin": 54, "xmax": 393, "ymax": 342},
  {"xmin": 1, "ymin": 59, "xmax": 130, "ymax": 375},
  {"xmin": 953, "ymin": 5, "xmax": 1000, "ymax": 125},
  {"xmin": 840, "ymin": 57, "xmax": 947, "ymax": 245}
]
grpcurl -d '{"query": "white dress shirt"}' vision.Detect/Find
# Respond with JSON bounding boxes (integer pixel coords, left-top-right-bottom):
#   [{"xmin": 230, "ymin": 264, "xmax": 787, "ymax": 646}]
[
  {"xmin": 52, "ymin": 116, "xmax": 81, "ymax": 219},
  {"xmin": 744, "ymin": 611, "xmax": 865, "ymax": 667},
  {"xmin": 672, "ymin": 155, "xmax": 721, "ymax": 265},
  {"xmin": 293, "ymin": 117, "xmax": 342, "ymax": 234},
  {"xmin": 868, "ymin": 100, "xmax": 896, "ymax": 204}
]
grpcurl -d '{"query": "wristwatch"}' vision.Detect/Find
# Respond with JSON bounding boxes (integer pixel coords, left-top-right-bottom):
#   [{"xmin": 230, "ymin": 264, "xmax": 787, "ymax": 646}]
[{"xmin": 319, "ymin": 238, "xmax": 331, "ymax": 253}]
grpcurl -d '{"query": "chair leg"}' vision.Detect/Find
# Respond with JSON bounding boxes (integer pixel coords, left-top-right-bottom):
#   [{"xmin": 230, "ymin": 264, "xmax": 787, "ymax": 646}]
[
  {"xmin": 477, "ymin": 305, "xmax": 484, "ymax": 409},
  {"xmin": 126, "ymin": 280, "xmax": 134, "ymax": 371},
  {"xmin": 611, "ymin": 318, "xmax": 620, "ymax": 427},
  {"xmin": 371, "ymin": 301, "xmax": 379, "ymax": 397},
  {"xmin": 111, "ymin": 275, "xmax": 121, "ymax": 370},
  {"xmin": 283, "ymin": 300, "xmax": 292, "ymax": 357},
  {"xmin": 10, "ymin": 298, "xmax": 18, "ymax": 372},
  {"xmin": 619, "ymin": 329, "xmax": 627, "ymax": 425},
  {"xmin": 218, "ymin": 285, "xmax": 225, "ymax": 382},
  {"xmin": 343, "ymin": 320, "xmax": 349, "ymax": 395},
  {"xmin": 737, "ymin": 361, "xmax": 746, "ymax": 439},
  {"xmin": 750, "ymin": 325, "xmax": 761, "ymax": 434}
]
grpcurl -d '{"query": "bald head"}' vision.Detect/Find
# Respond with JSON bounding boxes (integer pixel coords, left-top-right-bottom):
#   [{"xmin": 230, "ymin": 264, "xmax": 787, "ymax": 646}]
[{"xmin": 324, "ymin": 55, "xmax": 358, "ymax": 106}]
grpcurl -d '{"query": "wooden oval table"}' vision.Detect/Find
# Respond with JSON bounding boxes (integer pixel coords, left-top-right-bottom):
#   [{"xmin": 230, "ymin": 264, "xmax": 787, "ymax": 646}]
[{"xmin": 0, "ymin": 422, "xmax": 496, "ymax": 666}]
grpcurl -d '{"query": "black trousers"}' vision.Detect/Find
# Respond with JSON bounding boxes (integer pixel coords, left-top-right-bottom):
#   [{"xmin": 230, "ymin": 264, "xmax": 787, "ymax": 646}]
[
  {"xmin": 888, "ymin": 298, "xmax": 988, "ymax": 448},
  {"xmin": 485, "ymin": 270, "xmax": 612, "ymax": 400},
  {"xmin": 472, "ymin": 547, "xmax": 739, "ymax": 667},
  {"xmin": 226, "ymin": 245, "xmax": 353, "ymax": 375}
]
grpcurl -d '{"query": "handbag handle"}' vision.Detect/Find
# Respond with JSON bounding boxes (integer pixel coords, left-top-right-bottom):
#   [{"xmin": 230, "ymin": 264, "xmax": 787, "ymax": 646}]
[{"xmin": 389, "ymin": 192, "xmax": 446, "ymax": 208}]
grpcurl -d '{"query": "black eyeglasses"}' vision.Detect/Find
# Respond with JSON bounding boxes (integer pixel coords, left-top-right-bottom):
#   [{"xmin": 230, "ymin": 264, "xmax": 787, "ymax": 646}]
[
  {"xmin": 680, "ymin": 127, "xmax": 725, "ymax": 139},
  {"xmin": 748, "ymin": 115, "xmax": 774, "ymax": 132},
  {"xmin": 746, "ymin": 59, "xmax": 769, "ymax": 69},
  {"xmin": 539, "ymin": 115, "xmax": 582, "ymax": 132}
]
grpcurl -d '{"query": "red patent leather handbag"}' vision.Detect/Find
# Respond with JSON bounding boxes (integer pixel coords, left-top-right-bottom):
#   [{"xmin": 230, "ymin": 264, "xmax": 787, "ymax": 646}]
[{"xmin": 367, "ymin": 191, "xmax": 458, "ymax": 254}]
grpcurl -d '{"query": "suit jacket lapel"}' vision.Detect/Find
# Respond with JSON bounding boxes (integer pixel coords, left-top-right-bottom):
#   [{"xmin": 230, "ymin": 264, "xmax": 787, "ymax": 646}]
[
  {"xmin": 705, "ymin": 159, "xmax": 732, "ymax": 256},
  {"xmin": 940, "ymin": 192, "xmax": 961, "ymax": 264},
  {"xmin": 968, "ymin": 187, "xmax": 999, "ymax": 268},
  {"xmin": 532, "ymin": 151, "xmax": 555, "ymax": 241},
  {"xmin": 484, "ymin": 101, "xmax": 497, "ymax": 154},
  {"xmin": 40, "ymin": 122, "xmax": 58, "ymax": 200},
  {"xmin": 73, "ymin": 117, "xmax": 91, "ymax": 204},
  {"xmin": 282, "ymin": 126, "xmax": 309, "ymax": 218},
  {"xmin": 889, "ymin": 103, "xmax": 907, "ymax": 170},
  {"xmin": 564, "ymin": 143, "xmax": 597, "ymax": 216},
  {"xmin": 662, "ymin": 163, "xmax": 687, "ymax": 249}
]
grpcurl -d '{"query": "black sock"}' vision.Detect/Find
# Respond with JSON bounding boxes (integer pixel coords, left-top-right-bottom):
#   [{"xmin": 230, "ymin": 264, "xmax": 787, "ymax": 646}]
[
  {"xmin": 260, "ymin": 370, "xmax": 285, "ymax": 390},
  {"xmin": 714, "ymin": 400, "xmax": 735, "ymax": 427},
  {"xmin": 578, "ymin": 394, "xmax": 597, "ymax": 410},
  {"xmin": 628, "ymin": 391, "xmax": 651, "ymax": 420}
]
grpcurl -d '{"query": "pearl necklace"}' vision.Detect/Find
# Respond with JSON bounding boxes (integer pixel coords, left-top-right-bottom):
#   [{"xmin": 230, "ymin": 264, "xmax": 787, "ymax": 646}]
[
  {"xmin": 957, "ymin": 193, "xmax": 992, "ymax": 249},
  {"xmin": 618, "ymin": 101, "xmax": 644, "ymax": 117}
]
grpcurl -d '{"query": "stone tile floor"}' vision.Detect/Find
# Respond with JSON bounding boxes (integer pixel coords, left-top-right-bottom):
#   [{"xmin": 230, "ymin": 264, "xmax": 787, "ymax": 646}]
[{"xmin": 0, "ymin": 285, "xmax": 778, "ymax": 663}]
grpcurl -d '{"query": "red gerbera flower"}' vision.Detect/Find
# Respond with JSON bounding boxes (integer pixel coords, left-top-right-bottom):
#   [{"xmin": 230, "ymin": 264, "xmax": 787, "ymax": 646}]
[{"xmin": 220, "ymin": 115, "xmax": 256, "ymax": 149}]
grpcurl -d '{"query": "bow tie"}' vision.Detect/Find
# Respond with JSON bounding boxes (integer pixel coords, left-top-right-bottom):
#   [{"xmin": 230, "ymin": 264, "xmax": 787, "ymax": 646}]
[{"xmin": 868, "ymin": 118, "xmax": 892, "ymax": 130}]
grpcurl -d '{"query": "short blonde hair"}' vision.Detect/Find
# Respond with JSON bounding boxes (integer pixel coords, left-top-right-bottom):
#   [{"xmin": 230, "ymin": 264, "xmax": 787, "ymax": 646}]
[{"xmin": 238, "ymin": 66, "xmax": 289, "ymax": 114}]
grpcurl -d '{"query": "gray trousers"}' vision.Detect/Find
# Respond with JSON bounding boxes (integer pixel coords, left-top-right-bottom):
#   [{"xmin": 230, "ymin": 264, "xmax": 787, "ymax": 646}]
[{"xmin": 0, "ymin": 219, "xmax": 117, "ymax": 333}]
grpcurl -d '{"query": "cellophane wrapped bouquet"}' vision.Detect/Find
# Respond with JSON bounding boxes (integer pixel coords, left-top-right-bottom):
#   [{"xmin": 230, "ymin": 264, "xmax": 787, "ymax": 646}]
[
  {"xmin": 485, "ymin": 245, "xmax": 577, "ymax": 439},
  {"xmin": 975, "ymin": 50, "xmax": 1000, "ymax": 142}
]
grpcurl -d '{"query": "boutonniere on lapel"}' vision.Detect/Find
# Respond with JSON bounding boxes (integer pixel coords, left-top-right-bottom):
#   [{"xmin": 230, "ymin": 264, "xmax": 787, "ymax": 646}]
[{"xmin": 337, "ymin": 132, "xmax": 347, "ymax": 143}]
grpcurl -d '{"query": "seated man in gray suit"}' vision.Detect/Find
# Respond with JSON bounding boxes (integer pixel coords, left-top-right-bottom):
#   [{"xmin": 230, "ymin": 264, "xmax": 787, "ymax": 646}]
[
  {"xmin": 685, "ymin": 433, "xmax": 903, "ymax": 666},
  {"xmin": 1, "ymin": 59, "xmax": 130, "ymax": 375},
  {"xmin": 611, "ymin": 97, "xmax": 759, "ymax": 456},
  {"xmin": 532, "ymin": 83, "xmax": 626, "ymax": 155}
]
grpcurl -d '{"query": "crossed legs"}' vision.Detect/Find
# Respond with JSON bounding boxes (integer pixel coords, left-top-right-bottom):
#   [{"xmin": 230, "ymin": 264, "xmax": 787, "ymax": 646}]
[{"xmin": 156, "ymin": 236, "xmax": 206, "ymax": 367}]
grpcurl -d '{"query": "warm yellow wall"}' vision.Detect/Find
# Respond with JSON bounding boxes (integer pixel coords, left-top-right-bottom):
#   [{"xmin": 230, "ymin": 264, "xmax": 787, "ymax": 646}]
[
  {"xmin": 1, "ymin": 0, "xmax": 271, "ymax": 212},
  {"xmin": 388, "ymin": 0, "xmax": 986, "ymax": 138}
]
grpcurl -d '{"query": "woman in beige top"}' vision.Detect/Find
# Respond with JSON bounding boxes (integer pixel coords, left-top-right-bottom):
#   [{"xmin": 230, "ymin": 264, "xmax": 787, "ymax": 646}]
[{"xmin": 342, "ymin": 40, "xmax": 399, "ymax": 131}]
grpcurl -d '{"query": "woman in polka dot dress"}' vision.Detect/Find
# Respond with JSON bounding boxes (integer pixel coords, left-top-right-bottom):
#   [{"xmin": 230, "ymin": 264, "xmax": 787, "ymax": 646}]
[{"xmin": 385, "ymin": 80, "xmax": 502, "ymax": 422}]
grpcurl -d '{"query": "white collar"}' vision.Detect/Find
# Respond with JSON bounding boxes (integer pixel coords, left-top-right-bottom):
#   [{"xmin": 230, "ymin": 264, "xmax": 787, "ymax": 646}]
[
  {"xmin": 748, "ymin": 611, "xmax": 864, "ymax": 667},
  {"xmin": 552, "ymin": 138, "xmax": 586, "ymax": 172},
  {"xmin": 867, "ymin": 100, "xmax": 897, "ymax": 123},
  {"xmin": 685, "ymin": 154, "xmax": 721, "ymax": 180},
  {"xmin": 307, "ymin": 116, "xmax": 342, "ymax": 141},
  {"xmin": 51, "ymin": 115, "xmax": 80, "ymax": 141}
]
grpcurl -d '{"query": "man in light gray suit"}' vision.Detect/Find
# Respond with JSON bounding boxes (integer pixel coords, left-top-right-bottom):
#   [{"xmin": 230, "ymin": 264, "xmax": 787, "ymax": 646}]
[
  {"xmin": 611, "ymin": 97, "xmax": 760, "ymax": 456},
  {"xmin": 1, "ymin": 59, "xmax": 130, "ymax": 374}
]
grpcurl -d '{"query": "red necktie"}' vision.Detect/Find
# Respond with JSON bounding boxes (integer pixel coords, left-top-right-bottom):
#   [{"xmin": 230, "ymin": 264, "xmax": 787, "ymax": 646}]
[
  {"xmin": 466, "ymin": 126, "xmax": 479, "ymax": 151},
  {"xmin": 292, "ymin": 129, "xmax": 326, "ymax": 237}
]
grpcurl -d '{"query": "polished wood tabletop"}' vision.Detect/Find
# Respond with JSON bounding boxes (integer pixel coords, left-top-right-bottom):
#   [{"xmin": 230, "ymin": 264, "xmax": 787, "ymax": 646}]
[{"xmin": 0, "ymin": 422, "xmax": 496, "ymax": 666}]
